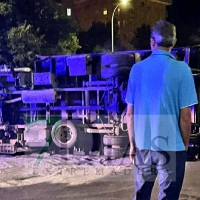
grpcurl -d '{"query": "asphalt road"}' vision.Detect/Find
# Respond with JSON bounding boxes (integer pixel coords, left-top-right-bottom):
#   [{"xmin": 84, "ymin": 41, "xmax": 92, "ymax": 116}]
[{"xmin": 0, "ymin": 154, "xmax": 199, "ymax": 200}]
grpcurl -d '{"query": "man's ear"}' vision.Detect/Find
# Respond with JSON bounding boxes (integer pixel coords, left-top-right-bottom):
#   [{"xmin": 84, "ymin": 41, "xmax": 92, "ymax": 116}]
[
  {"xmin": 150, "ymin": 38, "xmax": 156, "ymax": 49},
  {"xmin": 172, "ymin": 38, "xmax": 177, "ymax": 48},
  {"xmin": 150, "ymin": 38, "xmax": 154, "ymax": 44}
]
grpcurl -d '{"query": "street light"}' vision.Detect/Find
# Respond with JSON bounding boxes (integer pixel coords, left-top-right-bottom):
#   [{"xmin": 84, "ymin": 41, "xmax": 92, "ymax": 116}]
[{"xmin": 111, "ymin": 0, "xmax": 128, "ymax": 52}]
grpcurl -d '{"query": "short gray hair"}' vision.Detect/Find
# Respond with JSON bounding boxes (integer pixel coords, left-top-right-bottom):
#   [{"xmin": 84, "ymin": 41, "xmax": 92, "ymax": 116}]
[{"xmin": 151, "ymin": 20, "xmax": 176, "ymax": 47}]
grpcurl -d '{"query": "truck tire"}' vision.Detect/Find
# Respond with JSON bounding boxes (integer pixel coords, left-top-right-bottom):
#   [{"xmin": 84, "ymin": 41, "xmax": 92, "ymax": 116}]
[
  {"xmin": 104, "ymin": 146, "xmax": 127, "ymax": 158},
  {"xmin": 103, "ymin": 135, "xmax": 129, "ymax": 148},
  {"xmin": 51, "ymin": 120, "xmax": 78, "ymax": 149},
  {"xmin": 101, "ymin": 54, "xmax": 135, "ymax": 68},
  {"xmin": 101, "ymin": 67, "xmax": 131, "ymax": 79}
]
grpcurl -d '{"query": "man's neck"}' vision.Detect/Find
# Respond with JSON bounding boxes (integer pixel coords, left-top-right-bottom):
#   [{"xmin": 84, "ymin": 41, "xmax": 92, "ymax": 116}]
[{"xmin": 156, "ymin": 46, "xmax": 172, "ymax": 52}]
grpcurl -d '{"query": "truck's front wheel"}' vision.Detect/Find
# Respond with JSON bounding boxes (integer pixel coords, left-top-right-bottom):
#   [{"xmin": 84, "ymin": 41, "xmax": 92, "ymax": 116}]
[{"xmin": 51, "ymin": 120, "xmax": 78, "ymax": 149}]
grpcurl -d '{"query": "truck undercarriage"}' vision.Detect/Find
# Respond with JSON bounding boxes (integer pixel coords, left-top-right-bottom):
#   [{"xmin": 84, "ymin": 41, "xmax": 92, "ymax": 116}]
[{"xmin": 0, "ymin": 47, "xmax": 200, "ymax": 159}]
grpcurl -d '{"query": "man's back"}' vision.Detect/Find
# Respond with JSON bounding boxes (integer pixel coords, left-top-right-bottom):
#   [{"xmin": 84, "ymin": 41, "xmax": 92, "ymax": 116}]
[
  {"xmin": 126, "ymin": 20, "xmax": 198, "ymax": 200},
  {"xmin": 126, "ymin": 49, "xmax": 197, "ymax": 151}
]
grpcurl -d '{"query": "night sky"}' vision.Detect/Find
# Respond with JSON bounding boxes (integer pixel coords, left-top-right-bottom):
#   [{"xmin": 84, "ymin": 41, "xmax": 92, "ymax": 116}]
[
  {"xmin": 166, "ymin": 0, "xmax": 200, "ymax": 46},
  {"xmin": 167, "ymin": 0, "xmax": 200, "ymax": 27}
]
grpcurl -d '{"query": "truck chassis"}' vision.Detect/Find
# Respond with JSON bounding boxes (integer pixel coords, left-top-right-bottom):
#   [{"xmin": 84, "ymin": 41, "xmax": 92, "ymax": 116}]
[{"xmin": 0, "ymin": 47, "xmax": 200, "ymax": 159}]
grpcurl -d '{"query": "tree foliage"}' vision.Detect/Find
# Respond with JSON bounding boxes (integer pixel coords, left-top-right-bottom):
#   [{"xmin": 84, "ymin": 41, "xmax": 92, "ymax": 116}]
[
  {"xmin": 58, "ymin": 33, "xmax": 81, "ymax": 54},
  {"xmin": 7, "ymin": 23, "xmax": 43, "ymax": 67},
  {"xmin": 130, "ymin": 24, "xmax": 151, "ymax": 50},
  {"xmin": 0, "ymin": 1, "xmax": 13, "ymax": 63},
  {"xmin": 78, "ymin": 21, "xmax": 122, "ymax": 53},
  {"xmin": 0, "ymin": 0, "xmax": 80, "ymax": 67},
  {"xmin": 0, "ymin": 2, "xmax": 11, "ymax": 16},
  {"xmin": 78, "ymin": 22, "xmax": 110, "ymax": 53}
]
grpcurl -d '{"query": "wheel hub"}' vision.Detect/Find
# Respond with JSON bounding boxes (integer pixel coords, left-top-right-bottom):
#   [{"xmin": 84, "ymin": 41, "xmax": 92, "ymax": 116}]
[{"xmin": 55, "ymin": 125, "xmax": 72, "ymax": 144}]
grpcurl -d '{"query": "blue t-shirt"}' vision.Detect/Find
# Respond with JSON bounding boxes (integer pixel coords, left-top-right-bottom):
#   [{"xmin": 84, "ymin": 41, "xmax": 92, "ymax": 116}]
[{"xmin": 125, "ymin": 49, "xmax": 198, "ymax": 151}]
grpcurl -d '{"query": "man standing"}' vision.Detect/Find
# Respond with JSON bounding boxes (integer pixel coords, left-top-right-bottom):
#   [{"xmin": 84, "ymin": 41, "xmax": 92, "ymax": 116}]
[{"xmin": 126, "ymin": 20, "xmax": 198, "ymax": 200}]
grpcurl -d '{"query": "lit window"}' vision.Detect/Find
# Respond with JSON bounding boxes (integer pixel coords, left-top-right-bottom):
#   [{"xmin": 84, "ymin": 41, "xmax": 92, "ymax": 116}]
[
  {"xmin": 103, "ymin": 8, "xmax": 107, "ymax": 15},
  {"xmin": 118, "ymin": 8, "xmax": 120, "ymax": 15},
  {"xmin": 67, "ymin": 8, "xmax": 71, "ymax": 16},
  {"xmin": 118, "ymin": 20, "xmax": 121, "ymax": 27}
]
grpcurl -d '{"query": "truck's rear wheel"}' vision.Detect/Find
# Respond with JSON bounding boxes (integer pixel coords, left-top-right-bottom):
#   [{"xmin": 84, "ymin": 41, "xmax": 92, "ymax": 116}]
[
  {"xmin": 51, "ymin": 120, "xmax": 78, "ymax": 149},
  {"xmin": 104, "ymin": 146, "xmax": 127, "ymax": 158},
  {"xmin": 103, "ymin": 135, "xmax": 129, "ymax": 148}
]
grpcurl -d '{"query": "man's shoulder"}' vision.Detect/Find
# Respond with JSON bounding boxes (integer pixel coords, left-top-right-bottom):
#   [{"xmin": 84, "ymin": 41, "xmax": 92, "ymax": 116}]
[
  {"xmin": 170, "ymin": 58, "xmax": 188, "ymax": 66},
  {"xmin": 133, "ymin": 56, "xmax": 150, "ymax": 67},
  {"xmin": 170, "ymin": 59, "xmax": 190, "ymax": 72}
]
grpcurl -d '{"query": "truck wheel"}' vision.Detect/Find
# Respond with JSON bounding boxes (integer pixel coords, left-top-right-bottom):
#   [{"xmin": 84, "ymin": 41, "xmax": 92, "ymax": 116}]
[
  {"xmin": 104, "ymin": 146, "xmax": 127, "ymax": 158},
  {"xmin": 101, "ymin": 67, "xmax": 131, "ymax": 79},
  {"xmin": 103, "ymin": 135, "xmax": 129, "ymax": 148},
  {"xmin": 101, "ymin": 54, "xmax": 135, "ymax": 68},
  {"xmin": 51, "ymin": 120, "xmax": 78, "ymax": 149}
]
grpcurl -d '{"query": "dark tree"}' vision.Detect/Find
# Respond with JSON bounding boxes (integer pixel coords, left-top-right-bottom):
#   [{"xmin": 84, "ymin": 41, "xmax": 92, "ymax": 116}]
[
  {"xmin": 130, "ymin": 24, "xmax": 151, "ymax": 50},
  {"xmin": 13, "ymin": 0, "xmax": 80, "ymax": 53},
  {"xmin": 0, "ymin": 0, "xmax": 80, "ymax": 67},
  {"xmin": 0, "ymin": 1, "xmax": 13, "ymax": 64},
  {"xmin": 78, "ymin": 21, "xmax": 122, "ymax": 53}
]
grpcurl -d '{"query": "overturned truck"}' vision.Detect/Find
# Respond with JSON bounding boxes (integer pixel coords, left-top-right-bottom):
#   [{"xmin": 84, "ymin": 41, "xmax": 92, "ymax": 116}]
[{"xmin": 0, "ymin": 47, "xmax": 200, "ymax": 159}]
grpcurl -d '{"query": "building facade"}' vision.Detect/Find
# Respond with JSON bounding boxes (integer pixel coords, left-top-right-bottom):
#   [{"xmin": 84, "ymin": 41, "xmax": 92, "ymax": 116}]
[{"xmin": 58, "ymin": 0, "xmax": 172, "ymax": 50}]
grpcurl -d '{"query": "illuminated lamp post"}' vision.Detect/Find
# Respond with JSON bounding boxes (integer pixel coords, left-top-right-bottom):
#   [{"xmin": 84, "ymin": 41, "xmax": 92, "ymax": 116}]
[{"xmin": 111, "ymin": 0, "xmax": 128, "ymax": 52}]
